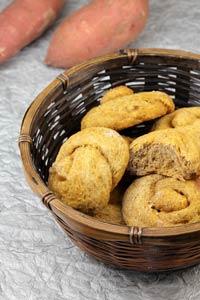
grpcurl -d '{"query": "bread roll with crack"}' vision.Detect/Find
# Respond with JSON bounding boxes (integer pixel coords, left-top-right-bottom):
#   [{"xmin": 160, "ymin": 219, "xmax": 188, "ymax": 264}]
[
  {"xmin": 153, "ymin": 107, "xmax": 200, "ymax": 130},
  {"xmin": 129, "ymin": 125, "xmax": 200, "ymax": 180},
  {"xmin": 81, "ymin": 91, "xmax": 175, "ymax": 131},
  {"xmin": 48, "ymin": 127, "xmax": 129, "ymax": 213},
  {"xmin": 122, "ymin": 175, "xmax": 200, "ymax": 227}
]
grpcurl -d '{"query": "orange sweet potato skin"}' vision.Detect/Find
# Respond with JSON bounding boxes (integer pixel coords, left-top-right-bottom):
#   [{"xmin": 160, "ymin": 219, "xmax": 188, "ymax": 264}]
[
  {"xmin": 45, "ymin": 0, "xmax": 148, "ymax": 68},
  {"xmin": 0, "ymin": 0, "xmax": 65, "ymax": 64}
]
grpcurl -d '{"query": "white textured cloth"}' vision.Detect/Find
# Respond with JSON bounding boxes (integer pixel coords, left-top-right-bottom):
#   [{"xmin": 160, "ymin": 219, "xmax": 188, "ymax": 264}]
[{"xmin": 0, "ymin": 0, "xmax": 200, "ymax": 299}]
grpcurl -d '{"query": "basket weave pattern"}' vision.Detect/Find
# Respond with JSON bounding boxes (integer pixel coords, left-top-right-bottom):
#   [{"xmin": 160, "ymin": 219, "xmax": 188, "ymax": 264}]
[{"xmin": 19, "ymin": 49, "xmax": 200, "ymax": 271}]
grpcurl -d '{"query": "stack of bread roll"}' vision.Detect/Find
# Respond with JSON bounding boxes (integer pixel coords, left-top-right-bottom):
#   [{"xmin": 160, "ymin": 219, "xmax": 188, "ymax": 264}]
[{"xmin": 48, "ymin": 86, "xmax": 200, "ymax": 228}]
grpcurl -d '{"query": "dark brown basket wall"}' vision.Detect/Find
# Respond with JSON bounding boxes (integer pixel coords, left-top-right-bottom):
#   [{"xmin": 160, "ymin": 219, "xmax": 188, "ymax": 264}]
[{"xmin": 19, "ymin": 48, "xmax": 200, "ymax": 272}]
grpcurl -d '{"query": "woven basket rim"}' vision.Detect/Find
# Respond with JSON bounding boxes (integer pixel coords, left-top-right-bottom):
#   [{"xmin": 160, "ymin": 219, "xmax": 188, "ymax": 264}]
[{"xmin": 19, "ymin": 48, "xmax": 200, "ymax": 241}]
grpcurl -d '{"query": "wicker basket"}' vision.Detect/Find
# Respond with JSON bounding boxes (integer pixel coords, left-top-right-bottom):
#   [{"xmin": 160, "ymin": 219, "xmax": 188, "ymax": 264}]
[{"xmin": 19, "ymin": 48, "xmax": 200, "ymax": 272}]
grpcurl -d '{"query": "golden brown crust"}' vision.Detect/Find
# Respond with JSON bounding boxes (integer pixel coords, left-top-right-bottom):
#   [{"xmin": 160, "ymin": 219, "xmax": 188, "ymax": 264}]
[
  {"xmin": 81, "ymin": 91, "xmax": 175, "ymax": 131},
  {"xmin": 122, "ymin": 175, "xmax": 200, "ymax": 228},
  {"xmin": 153, "ymin": 107, "xmax": 200, "ymax": 130},
  {"xmin": 129, "ymin": 125, "xmax": 200, "ymax": 180},
  {"xmin": 101, "ymin": 86, "xmax": 134, "ymax": 104},
  {"xmin": 48, "ymin": 127, "xmax": 129, "ymax": 213}
]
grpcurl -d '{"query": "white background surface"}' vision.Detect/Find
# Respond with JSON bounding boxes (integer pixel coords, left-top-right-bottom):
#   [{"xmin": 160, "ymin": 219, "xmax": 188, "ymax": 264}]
[{"xmin": 0, "ymin": 1, "xmax": 200, "ymax": 299}]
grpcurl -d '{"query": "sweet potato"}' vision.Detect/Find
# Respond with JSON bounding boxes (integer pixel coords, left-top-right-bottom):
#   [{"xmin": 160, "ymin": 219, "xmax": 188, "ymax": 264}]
[
  {"xmin": 0, "ymin": 0, "xmax": 65, "ymax": 64},
  {"xmin": 45, "ymin": 0, "xmax": 148, "ymax": 68}
]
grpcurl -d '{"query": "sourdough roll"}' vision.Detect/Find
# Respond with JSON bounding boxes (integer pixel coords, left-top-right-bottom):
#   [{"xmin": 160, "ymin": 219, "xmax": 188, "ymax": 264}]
[
  {"xmin": 48, "ymin": 127, "xmax": 129, "ymax": 213},
  {"xmin": 129, "ymin": 125, "xmax": 200, "ymax": 181},
  {"xmin": 81, "ymin": 90, "xmax": 175, "ymax": 131},
  {"xmin": 153, "ymin": 107, "xmax": 200, "ymax": 130},
  {"xmin": 122, "ymin": 175, "xmax": 200, "ymax": 228}
]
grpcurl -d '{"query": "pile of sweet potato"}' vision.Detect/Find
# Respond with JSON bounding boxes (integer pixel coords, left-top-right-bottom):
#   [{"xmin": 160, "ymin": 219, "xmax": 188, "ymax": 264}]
[{"xmin": 0, "ymin": 0, "xmax": 148, "ymax": 68}]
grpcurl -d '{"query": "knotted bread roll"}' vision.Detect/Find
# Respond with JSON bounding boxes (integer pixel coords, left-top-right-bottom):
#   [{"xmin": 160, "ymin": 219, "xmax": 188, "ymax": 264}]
[
  {"xmin": 48, "ymin": 127, "xmax": 129, "ymax": 213},
  {"xmin": 153, "ymin": 107, "xmax": 200, "ymax": 130},
  {"xmin": 81, "ymin": 90, "xmax": 175, "ymax": 131},
  {"xmin": 129, "ymin": 125, "xmax": 200, "ymax": 180},
  {"xmin": 122, "ymin": 175, "xmax": 200, "ymax": 228}
]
